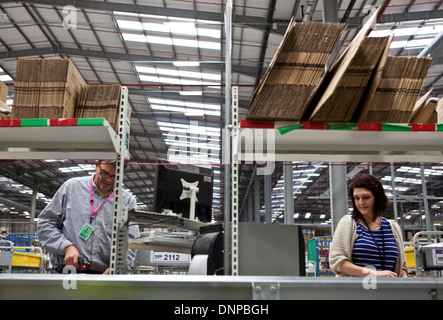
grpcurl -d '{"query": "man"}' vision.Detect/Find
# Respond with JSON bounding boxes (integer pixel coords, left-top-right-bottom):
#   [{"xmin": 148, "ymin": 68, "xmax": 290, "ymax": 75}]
[{"xmin": 37, "ymin": 160, "xmax": 139, "ymax": 274}]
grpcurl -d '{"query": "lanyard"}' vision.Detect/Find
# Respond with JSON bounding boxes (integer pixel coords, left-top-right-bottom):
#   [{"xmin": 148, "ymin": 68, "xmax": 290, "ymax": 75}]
[
  {"xmin": 89, "ymin": 179, "xmax": 114, "ymax": 223},
  {"xmin": 361, "ymin": 216, "xmax": 386, "ymax": 270}
]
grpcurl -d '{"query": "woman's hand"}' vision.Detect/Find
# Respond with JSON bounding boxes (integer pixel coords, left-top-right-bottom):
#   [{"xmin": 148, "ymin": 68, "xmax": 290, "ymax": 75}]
[{"xmin": 372, "ymin": 270, "xmax": 398, "ymax": 277}]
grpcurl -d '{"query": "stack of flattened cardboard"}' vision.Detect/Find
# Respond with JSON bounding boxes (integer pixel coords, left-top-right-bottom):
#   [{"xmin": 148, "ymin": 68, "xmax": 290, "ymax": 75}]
[
  {"xmin": 357, "ymin": 56, "xmax": 432, "ymax": 122},
  {"xmin": 308, "ymin": 36, "xmax": 392, "ymax": 122},
  {"xmin": 12, "ymin": 58, "xmax": 86, "ymax": 119},
  {"xmin": 245, "ymin": 19, "xmax": 346, "ymax": 121},
  {"xmin": 11, "ymin": 58, "xmax": 42, "ymax": 119},
  {"xmin": 75, "ymin": 84, "xmax": 124, "ymax": 131},
  {"xmin": 0, "ymin": 80, "xmax": 11, "ymax": 119}
]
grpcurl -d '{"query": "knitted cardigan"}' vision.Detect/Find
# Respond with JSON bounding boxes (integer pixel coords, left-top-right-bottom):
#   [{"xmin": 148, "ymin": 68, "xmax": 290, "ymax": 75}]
[{"xmin": 329, "ymin": 214, "xmax": 408, "ymax": 277}]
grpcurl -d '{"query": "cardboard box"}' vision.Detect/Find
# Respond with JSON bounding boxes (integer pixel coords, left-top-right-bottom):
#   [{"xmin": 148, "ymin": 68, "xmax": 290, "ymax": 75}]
[
  {"xmin": 38, "ymin": 59, "xmax": 87, "ymax": 118},
  {"xmin": 75, "ymin": 84, "xmax": 130, "ymax": 132},
  {"xmin": 12, "ymin": 58, "xmax": 86, "ymax": 119}
]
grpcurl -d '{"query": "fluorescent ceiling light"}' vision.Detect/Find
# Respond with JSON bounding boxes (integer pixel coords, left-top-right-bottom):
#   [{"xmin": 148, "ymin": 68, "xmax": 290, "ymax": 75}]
[
  {"xmin": 58, "ymin": 164, "xmax": 95, "ymax": 173},
  {"xmin": 180, "ymin": 91, "xmax": 202, "ymax": 96},
  {"xmin": 173, "ymin": 61, "xmax": 200, "ymax": 67},
  {"xmin": 147, "ymin": 98, "xmax": 220, "ymax": 117},
  {"xmin": 139, "ymin": 74, "xmax": 219, "ymax": 86},
  {"xmin": 157, "ymin": 121, "xmax": 221, "ymax": 137}
]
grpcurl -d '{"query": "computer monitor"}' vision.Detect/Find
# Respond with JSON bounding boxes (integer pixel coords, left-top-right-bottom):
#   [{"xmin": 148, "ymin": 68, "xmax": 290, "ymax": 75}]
[
  {"xmin": 238, "ymin": 222, "xmax": 306, "ymax": 276},
  {"xmin": 153, "ymin": 161, "xmax": 213, "ymax": 222}
]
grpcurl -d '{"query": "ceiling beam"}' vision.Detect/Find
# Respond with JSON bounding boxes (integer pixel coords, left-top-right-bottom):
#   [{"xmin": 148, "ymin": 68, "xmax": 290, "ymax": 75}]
[
  {"xmin": 0, "ymin": 46, "xmax": 259, "ymax": 78},
  {"xmin": 2, "ymin": 1, "xmax": 442, "ymax": 33}
]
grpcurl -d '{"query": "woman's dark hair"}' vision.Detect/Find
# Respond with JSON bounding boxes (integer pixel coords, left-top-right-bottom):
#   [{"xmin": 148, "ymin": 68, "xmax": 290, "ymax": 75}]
[{"xmin": 348, "ymin": 174, "xmax": 388, "ymax": 221}]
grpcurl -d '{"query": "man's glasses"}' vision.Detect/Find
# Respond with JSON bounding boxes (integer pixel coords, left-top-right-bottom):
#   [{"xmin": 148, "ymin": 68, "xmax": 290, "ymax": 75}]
[{"xmin": 99, "ymin": 166, "xmax": 116, "ymax": 180}]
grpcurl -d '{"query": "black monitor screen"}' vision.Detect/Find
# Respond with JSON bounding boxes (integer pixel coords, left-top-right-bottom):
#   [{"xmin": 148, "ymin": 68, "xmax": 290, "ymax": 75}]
[{"xmin": 153, "ymin": 162, "xmax": 213, "ymax": 222}]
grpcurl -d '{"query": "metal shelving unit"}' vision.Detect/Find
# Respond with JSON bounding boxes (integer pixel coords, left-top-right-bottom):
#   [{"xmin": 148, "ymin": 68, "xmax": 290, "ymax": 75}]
[
  {"xmin": 0, "ymin": 86, "xmax": 130, "ymax": 275},
  {"xmin": 232, "ymin": 120, "xmax": 443, "ymax": 275},
  {"xmin": 238, "ymin": 121, "xmax": 443, "ymax": 163}
]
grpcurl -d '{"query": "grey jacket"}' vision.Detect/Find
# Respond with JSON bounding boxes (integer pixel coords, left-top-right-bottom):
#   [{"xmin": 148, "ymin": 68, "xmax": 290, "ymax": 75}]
[{"xmin": 37, "ymin": 176, "xmax": 140, "ymax": 273}]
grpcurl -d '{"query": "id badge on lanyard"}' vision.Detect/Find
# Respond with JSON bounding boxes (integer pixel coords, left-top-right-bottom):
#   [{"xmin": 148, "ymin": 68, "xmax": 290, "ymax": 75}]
[{"xmin": 79, "ymin": 179, "xmax": 114, "ymax": 241}]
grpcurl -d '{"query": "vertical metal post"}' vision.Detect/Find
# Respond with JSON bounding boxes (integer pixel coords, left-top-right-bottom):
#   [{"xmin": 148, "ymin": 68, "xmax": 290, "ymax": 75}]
[
  {"xmin": 109, "ymin": 86, "xmax": 129, "ymax": 275},
  {"xmin": 254, "ymin": 174, "xmax": 261, "ymax": 223},
  {"xmin": 264, "ymin": 173, "xmax": 272, "ymax": 224},
  {"xmin": 330, "ymin": 163, "xmax": 348, "ymax": 235},
  {"xmin": 29, "ymin": 186, "xmax": 37, "ymax": 233},
  {"xmin": 231, "ymin": 85, "xmax": 239, "ymax": 275},
  {"xmin": 390, "ymin": 163, "xmax": 399, "ymax": 221},
  {"xmin": 223, "ymin": 0, "xmax": 233, "ymax": 275},
  {"xmin": 420, "ymin": 164, "xmax": 432, "ymax": 233},
  {"xmin": 284, "ymin": 162, "xmax": 294, "ymax": 224},
  {"xmin": 247, "ymin": 190, "xmax": 253, "ymax": 222}
]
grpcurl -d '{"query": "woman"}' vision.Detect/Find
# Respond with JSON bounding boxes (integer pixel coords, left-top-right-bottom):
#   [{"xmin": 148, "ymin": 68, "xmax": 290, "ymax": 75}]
[{"xmin": 329, "ymin": 174, "xmax": 408, "ymax": 277}]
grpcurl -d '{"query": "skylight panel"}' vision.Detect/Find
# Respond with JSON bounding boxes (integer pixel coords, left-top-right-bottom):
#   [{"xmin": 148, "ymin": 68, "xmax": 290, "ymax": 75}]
[
  {"xmin": 390, "ymin": 40, "xmax": 408, "ymax": 49},
  {"xmin": 148, "ymin": 98, "xmax": 220, "ymax": 117},
  {"xmin": 118, "ymin": 19, "xmax": 221, "ymax": 39},
  {"xmin": 417, "ymin": 24, "xmax": 443, "ymax": 35},
  {"xmin": 391, "ymin": 38, "xmax": 433, "ymax": 49},
  {"xmin": 406, "ymin": 38, "xmax": 433, "ymax": 48},
  {"xmin": 117, "ymin": 20, "xmax": 143, "ymax": 30},
  {"xmin": 392, "ymin": 27, "xmax": 418, "ymax": 37},
  {"xmin": 136, "ymin": 65, "xmax": 221, "ymax": 82},
  {"xmin": 122, "ymin": 32, "xmax": 220, "ymax": 50},
  {"xmin": 143, "ymin": 22, "xmax": 170, "ymax": 33},
  {"xmin": 369, "ymin": 29, "xmax": 392, "ymax": 37},
  {"xmin": 122, "ymin": 33, "xmax": 145, "ymax": 42},
  {"xmin": 147, "ymin": 35, "xmax": 173, "ymax": 46},
  {"xmin": 0, "ymin": 74, "xmax": 12, "ymax": 82},
  {"xmin": 168, "ymin": 22, "xmax": 197, "ymax": 36}
]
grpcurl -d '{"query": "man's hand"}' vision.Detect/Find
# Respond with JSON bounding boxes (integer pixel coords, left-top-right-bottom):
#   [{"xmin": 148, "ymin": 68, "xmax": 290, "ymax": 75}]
[{"xmin": 64, "ymin": 245, "xmax": 80, "ymax": 269}]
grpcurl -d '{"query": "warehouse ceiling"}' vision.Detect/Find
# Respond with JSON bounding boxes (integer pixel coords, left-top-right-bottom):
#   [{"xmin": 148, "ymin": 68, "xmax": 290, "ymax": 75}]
[{"xmin": 0, "ymin": 0, "xmax": 442, "ymax": 233}]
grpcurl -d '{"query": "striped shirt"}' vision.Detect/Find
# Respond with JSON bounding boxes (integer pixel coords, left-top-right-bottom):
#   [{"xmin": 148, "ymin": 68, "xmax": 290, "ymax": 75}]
[{"xmin": 352, "ymin": 217, "xmax": 399, "ymax": 271}]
